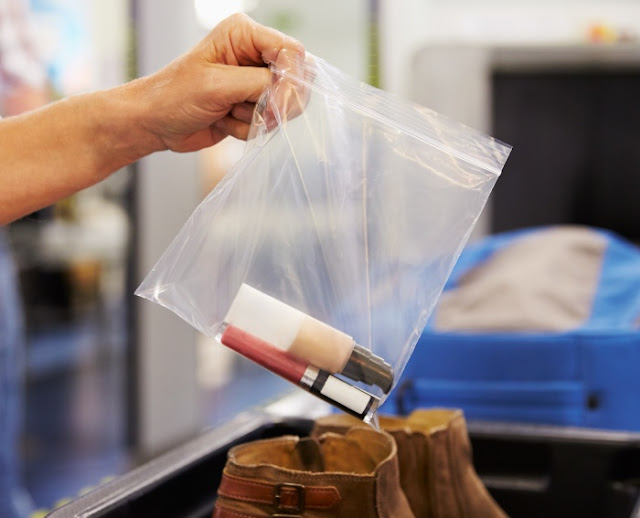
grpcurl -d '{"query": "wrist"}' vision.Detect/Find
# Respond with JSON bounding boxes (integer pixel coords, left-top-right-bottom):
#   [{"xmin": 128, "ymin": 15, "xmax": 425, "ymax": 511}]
[{"xmin": 97, "ymin": 79, "xmax": 168, "ymax": 166}]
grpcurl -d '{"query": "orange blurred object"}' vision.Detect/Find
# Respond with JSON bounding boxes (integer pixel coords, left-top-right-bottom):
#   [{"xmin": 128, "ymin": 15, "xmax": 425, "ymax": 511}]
[{"xmin": 587, "ymin": 22, "xmax": 618, "ymax": 44}]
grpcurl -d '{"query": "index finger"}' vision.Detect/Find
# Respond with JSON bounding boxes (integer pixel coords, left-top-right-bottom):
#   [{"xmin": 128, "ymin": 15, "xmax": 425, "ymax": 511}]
[{"xmin": 211, "ymin": 14, "xmax": 305, "ymax": 69}]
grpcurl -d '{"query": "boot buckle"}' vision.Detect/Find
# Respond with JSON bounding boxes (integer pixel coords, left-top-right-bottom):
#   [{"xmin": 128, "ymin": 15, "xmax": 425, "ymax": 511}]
[{"xmin": 273, "ymin": 482, "xmax": 305, "ymax": 515}]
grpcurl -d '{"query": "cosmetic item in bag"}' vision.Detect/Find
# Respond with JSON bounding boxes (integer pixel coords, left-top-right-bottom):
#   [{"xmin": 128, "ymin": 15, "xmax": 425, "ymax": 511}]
[
  {"xmin": 218, "ymin": 323, "xmax": 379, "ymax": 421},
  {"xmin": 135, "ymin": 54, "xmax": 511, "ymax": 421},
  {"xmin": 222, "ymin": 284, "xmax": 394, "ymax": 393}
]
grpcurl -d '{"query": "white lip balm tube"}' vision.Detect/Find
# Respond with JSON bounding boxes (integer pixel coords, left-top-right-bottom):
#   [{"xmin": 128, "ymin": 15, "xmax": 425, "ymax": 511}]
[{"xmin": 223, "ymin": 283, "xmax": 394, "ymax": 393}]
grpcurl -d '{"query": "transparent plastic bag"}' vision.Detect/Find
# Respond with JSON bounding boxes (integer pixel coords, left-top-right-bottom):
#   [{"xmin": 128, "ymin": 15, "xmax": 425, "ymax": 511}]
[{"xmin": 136, "ymin": 55, "xmax": 511, "ymax": 421}]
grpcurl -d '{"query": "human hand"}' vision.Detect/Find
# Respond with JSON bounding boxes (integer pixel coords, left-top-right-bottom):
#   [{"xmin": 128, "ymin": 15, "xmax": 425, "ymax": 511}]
[{"xmin": 127, "ymin": 13, "xmax": 305, "ymax": 154}]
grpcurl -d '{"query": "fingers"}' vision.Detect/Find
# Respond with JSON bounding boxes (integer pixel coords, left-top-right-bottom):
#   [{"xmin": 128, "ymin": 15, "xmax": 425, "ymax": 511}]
[
  {"xmin": 211, "ymin": 13, "xmax": 305, "ymax": 70},
  {"xmin": 152, "ymin": 14, "xmax": 307, "ymax": 151},
  {"xmin": 231, "ymin": 102, "xmax": 254, "ymax": 123},
  {"xmin": 212, "ymin": 114, "xmax": 250, "ymax": 141},
  {"xmin": 211, "ymin": 60, "xmax": 310, "ymax": 134},
  {"xmin": 214, "ymin": 64, "xmax": 271, "ymax": 105},
  {"xmin": 203, "ymin": 14, "xmax": 308, "ymax": 129}
]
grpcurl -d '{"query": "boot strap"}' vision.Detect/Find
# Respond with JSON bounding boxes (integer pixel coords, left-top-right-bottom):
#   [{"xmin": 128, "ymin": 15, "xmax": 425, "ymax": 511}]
[
  {"xmin": 213, "ymin": 507, "xmax": 312, "ymax": 518},
  {"xmin": 217, "ymin": 472, "xmax": 341, "ymax": 513},
  {"xmin": 213, "ymin": 508, "xmax": 272, "ymax": 518}
]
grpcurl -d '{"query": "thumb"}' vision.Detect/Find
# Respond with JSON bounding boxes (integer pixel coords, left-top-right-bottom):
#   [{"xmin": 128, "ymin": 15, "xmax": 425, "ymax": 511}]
[{"xmin": 213, "ymin": 64, "xmax": 272, "ymax": 105}]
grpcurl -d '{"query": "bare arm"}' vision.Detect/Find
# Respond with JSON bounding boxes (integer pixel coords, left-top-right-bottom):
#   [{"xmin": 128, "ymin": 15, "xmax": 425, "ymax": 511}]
[
  {"xmin": 0, "ymin": 87, "xmax": 157, "ymax": 223},
  {"xmin": 0, "ymin": 14, "xmax": 304, "ymax": 225}
]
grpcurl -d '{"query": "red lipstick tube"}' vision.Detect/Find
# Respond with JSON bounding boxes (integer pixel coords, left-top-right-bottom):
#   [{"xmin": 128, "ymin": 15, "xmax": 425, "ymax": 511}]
[{"xmin": 218, "ymin": 323, "xmax": 379, "ymax": 421}]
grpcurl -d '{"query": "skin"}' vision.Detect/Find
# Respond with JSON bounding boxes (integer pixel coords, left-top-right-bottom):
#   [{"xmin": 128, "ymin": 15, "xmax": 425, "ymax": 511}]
[{"xmin": 0, "ymin": 13, "xmax": 305, "ymax": 225}]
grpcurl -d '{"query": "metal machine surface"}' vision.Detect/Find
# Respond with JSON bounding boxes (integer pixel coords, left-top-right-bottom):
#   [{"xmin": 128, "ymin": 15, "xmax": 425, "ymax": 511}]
[{"xmin": 49, "ymin": 411, "xmax": 640, "ymax": 518}]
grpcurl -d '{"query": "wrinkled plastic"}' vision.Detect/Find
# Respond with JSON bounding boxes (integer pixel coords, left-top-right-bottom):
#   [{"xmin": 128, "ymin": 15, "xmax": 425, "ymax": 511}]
[{"xmin": 136, "ymin": 54, "xmax": 511, "ymax": 418}]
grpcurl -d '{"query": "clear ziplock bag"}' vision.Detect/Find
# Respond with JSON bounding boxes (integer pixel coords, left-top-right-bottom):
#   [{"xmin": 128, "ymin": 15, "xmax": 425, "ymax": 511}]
[{"xmin": 136, "ymin": 55, "xmax": 511, "ymax": 421}]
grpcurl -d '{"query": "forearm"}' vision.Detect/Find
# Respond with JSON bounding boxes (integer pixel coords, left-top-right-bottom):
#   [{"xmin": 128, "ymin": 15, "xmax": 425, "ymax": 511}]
[
  {"xmin": 0, "ymin": 80, "xmax": 162, "ymax": 224},
  {"xmin": 0, "ymin": 14, "xmax": 304, "ymax": 225}
]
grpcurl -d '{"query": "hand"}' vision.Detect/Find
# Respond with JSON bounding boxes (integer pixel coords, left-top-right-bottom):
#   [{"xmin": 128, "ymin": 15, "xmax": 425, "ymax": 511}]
[
  {"xmin": 132, "ymin": 13, "xmax": 305, "ymax": 153},
  {"xmin": 0, "ymin": 14, "xmax": 305, "ymax": 224}
]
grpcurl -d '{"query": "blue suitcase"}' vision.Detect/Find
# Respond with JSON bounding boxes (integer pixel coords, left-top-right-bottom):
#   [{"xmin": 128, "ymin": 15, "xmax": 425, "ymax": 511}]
[{"xmin": 384, "ymin": 226, "xmax": 640, "ymax": 431}]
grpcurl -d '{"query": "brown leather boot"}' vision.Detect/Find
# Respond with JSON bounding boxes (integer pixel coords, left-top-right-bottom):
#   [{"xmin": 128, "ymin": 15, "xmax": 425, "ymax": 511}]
[
  {"xmin": 212, "ymin": 427, "xmax": 415, "ymax": 518},
  {"xmin": 312, "ymin": 409, "xmax": 509, "ymax": 518}
]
